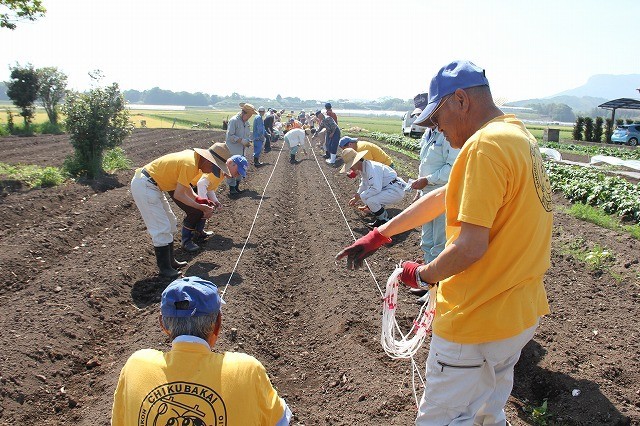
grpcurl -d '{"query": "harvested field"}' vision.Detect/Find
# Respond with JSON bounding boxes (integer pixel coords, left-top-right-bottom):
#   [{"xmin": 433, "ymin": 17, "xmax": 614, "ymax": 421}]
[{"xmin": 0, "ymin": 129, "xmax": 638, "ymax": 425}]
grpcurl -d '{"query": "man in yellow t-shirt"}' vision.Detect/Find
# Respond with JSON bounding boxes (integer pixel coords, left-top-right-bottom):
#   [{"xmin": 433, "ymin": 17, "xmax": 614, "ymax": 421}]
[
  {"xmin": 339, "ymin": 136, "xmax": 394, "ymax": 168},
  {"xmin": 336, "ymin": 61, "xmax": 552, "ymax": 425},
  {"xmin": 131, "ymin": 147, "xmax": 236, "ymax": 278},
  {"xmin": 112, "ymin": 276, "xmax": 291, "ymax": 426}
]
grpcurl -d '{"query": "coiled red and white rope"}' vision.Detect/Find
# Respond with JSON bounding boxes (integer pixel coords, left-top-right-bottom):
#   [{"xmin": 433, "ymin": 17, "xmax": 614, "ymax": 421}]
[{"xmin": 381, "ymin": 267, "xmax": 437, "ymax": 359}]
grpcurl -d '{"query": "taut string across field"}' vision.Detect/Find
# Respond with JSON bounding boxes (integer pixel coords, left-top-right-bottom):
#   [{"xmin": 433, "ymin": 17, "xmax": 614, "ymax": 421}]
[
  {"xmin": 305, "ymin": 136, "xmax": 429, "ymax": 408},
  {"xmin": 220, "ymin": 145, "xmax": 285, "ymax": 298}
]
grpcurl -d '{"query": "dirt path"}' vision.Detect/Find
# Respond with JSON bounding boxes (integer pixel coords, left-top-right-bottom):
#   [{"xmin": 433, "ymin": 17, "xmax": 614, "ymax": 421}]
[{"xmin": 0, "ymin": 129, "xmax": 638, "ymax": 425}]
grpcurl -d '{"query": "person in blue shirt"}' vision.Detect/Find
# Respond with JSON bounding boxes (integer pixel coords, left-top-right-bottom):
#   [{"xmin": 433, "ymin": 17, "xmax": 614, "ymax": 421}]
[
  {"xmin": 253, "ymin": 106, "xmax": 267, "ymax": 167},
  {"xmin": 410, "ymin": 127, "xmax": 459, "ymax": 302}
]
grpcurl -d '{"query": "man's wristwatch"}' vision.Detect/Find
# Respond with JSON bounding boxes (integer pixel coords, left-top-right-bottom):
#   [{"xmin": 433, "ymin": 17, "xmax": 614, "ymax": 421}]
[{"xmin": 416, "ymin": 266, "xmax": 437, "ymax": 289}]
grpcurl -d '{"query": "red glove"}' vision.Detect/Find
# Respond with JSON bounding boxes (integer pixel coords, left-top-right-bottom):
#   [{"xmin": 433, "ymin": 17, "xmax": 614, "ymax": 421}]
[
  {"xmin": 346, "ymin": 169, "xmax": 357, "ymax": 179},
  {"xmin": 195, "ymin": 196, "xmax": 214, "ymax": 207},
  {"xmin": 399, "ymin": 261, "xmax": 422, "ymax": 289},
  {"xmin": 399, "ymin": 261, "xmax": 436, "ymax": 289},
  {"xmin": 335, "ymin": 228, "xmax": 392, "ymax": 270}
]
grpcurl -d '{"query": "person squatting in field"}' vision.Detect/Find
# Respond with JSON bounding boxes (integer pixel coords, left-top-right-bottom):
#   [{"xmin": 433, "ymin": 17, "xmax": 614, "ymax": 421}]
[
  {"xmin": 336, "ymin": 60, "xmax": 552, "ymax": 425},
  {"xmin": 312, "ymin": 109, "xmax": 340, "ymax": 165},
  {"xmin": 340, "ymin": 148, "xmax": 407, "ymax": 229},
  {"xmin": 112, "ymin": 276, "xmax": 292, "ymax": 426},
  {"xmin": 189, "ymin": 142, "xmax": 249, "ymax": 252},
  {"xmin": 225, "ymin": 103, "xmax": 256, "ymax": 195},
  {"xmin": 131, "ymin": 146, "xmax": 232, "ymax": 278},
  {"xmin": 283, "ymin": 127, "xmax": 310, "ymax": 163}
]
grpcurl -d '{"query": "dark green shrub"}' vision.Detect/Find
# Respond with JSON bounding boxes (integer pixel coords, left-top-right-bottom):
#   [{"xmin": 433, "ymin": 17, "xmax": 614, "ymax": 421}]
[
  {"xmin": 62, "ymin": 81, "xmax": 133, "ymax": 178},
  {"xmin": 39, "ymin": 121, "xmax": 64, "ymax": 134},
  {"xmin": 584, "ymin": 117, "xmax": 594, "ymax": 142},
  {"xmin": 593, "ymin": 117, "xmax": 603, "ymax": 142},
  {"xmin": 572, "ymin": 117, "xmax": 584, "ymax": 141},
  {"xmin": 605, "ymin": 118, "xmax": 613, "ymax": 143}
]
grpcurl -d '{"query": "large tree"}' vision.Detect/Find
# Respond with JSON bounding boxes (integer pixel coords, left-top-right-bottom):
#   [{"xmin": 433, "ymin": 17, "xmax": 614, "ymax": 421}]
[
  {"xmin": 37, "ymin": 66, "xmax": 67, "ymax": 124},
  {"xmin": 1, "ymin": 0, "xmax": 46, "ymax": 29},
  {"xmin": 6, "ymin": 63, "xmax": 39, "ymax": 128}
]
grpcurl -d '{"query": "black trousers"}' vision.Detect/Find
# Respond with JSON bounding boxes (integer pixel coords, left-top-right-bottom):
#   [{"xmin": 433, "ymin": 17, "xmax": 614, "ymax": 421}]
[{"xmin": 168, "ymin": 191, "xmax": 203, "ymax": 229}]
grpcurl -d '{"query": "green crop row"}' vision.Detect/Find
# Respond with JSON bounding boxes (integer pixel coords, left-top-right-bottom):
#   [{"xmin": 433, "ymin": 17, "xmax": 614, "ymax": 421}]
[
  {"xmin": 540, "ymin": 141, "xmax": 640, "ymax": 160},
  {"xmin": 368, "ymin": 131, "xmax": 421, "ymax": 151},
  {"xmin": 546, "ymin": 162, "xmax": 640, "ymax": 223}
]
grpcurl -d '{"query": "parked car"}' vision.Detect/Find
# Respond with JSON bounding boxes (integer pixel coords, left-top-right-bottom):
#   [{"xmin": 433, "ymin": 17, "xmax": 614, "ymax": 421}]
[
  {"xmin": 611, "ymin": 124, "xmax": 640, "ymax": 146},
  {"xmin": 401, "ymin": 111, "xmax": 426, "ymax": 138}
]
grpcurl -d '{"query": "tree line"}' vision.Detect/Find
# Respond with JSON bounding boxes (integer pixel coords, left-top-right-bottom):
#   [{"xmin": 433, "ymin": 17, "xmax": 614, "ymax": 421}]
[{"xmin": 572, "ymin": 116, "xmax": 639, "ymax": 143}]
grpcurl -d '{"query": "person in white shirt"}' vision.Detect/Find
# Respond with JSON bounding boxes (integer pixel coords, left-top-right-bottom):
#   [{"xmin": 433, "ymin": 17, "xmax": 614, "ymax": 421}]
[
  {"xmin": 340, "ymin": 148, "xmax": 406, "ymax": 228},
  {"xmin": 283, "ymin": 128, "xmax": 310, "ymax": 163}
]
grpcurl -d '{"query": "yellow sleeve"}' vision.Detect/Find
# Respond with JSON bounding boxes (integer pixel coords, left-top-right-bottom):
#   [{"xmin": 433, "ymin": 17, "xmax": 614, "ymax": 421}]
[{"xmin": 458, "ymin": 148, "xmax": 508, "ymax": 228}]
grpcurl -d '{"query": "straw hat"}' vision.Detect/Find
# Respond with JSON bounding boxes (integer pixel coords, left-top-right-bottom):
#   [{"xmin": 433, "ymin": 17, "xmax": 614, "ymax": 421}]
[
  {"xmin": 340, "ymin": 148, "xmax": 368, "ymax": 173},
  {"xmin": 239, "ymin": 102, "xmax": 258, "ymax": 116},
  {"xmin": 194, "ymin": 142, "xmax": 231, "ymax": 176}
]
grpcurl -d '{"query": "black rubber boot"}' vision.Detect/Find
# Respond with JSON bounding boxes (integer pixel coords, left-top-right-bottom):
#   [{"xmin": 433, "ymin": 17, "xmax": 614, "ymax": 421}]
[
  {"xmin": 290, "ymin": 154, "xmax": 296, "ymax": 163},
  {"xmin": 193, "ymin": 219, "xmax": 213, "ymax": 243},
  {"xmin": 229, "ymin": 185, "xmax": 239, "ymax": 196},
  {"xmin": 181, "ymin": 227, "xmax": 200, "ymax": 253},
  {"xmin": 154, "ymin": 245, "xmax": 180, "ymax": 278},
  {"xmin": 235, "ymin": 184, "xmax": 244, "ymax": 194},
  {"xmin": 169, "ymin": 242, "xmax": 188, "ymax": 269},
  {"xmin": 254, "ymin": 156, "xmax": 263, "ymax": 167}
]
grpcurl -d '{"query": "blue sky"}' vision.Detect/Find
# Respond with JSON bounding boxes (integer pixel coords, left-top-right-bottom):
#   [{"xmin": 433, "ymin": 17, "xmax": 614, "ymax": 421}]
[{"xmin": 2, "ymin": 0, "xmax": 639, "ymax": 102}]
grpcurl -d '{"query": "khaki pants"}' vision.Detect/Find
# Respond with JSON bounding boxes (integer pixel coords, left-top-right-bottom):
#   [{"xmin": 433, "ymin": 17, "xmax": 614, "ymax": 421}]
[
  {"xmin": 416, "ymin": 320, "xmax": 539, "ymax": 426},
  {"xmin": 131, "ymin": 172, "xmax": 177, "ymax": 247}
]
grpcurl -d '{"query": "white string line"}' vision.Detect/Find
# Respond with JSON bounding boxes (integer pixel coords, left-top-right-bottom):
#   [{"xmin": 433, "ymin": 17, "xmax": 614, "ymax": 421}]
[
  {"xmin": 307, "ymin": 139, "xmax": 426, "ymax": 406},
  {"xmin": 221, "ymin": 145, "xmax": 285, "ymax": 298}
]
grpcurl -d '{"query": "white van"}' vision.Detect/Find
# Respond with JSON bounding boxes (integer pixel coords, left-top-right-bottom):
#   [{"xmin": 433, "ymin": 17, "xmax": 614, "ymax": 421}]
[{"xmin": 402, "ymin": 111, "xmax": 427, "ymax": 138}]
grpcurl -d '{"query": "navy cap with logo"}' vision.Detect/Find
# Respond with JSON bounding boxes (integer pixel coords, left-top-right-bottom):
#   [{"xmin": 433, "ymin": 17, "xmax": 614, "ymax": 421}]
[
  {"xmin": 414, "ymin": 60, "xmax": 490, "ymax": 126},
  {"xmin": 161, "ymin": 276, "xmax": 225, "ymax": 318}
]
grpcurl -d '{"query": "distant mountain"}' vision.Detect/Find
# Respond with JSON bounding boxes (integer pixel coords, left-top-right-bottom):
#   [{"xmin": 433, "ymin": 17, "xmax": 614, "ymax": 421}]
[
  {"xmin": 507, "ymin": 95, "xmax": 608, "ymax": 113},
  {"xmin": 506, "ymin": 74, "xmax": 640, "ymax": 115},
  {"xmin": 551, "ymin": 74, "xmax": 640, "ymax": 99}
]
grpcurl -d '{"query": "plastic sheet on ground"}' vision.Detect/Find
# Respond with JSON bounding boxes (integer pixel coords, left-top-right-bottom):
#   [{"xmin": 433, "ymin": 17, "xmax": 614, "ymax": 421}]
[{"xmin": 590, "ymin": 155, "xmax": 640, "ymax": 171}]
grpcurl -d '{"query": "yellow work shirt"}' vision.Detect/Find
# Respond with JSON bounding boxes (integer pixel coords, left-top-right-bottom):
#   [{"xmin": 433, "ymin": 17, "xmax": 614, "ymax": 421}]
[
  {"xmin": 144, "ymin": 150, "xmax": 203, "ymax": 192},
  {"xmin": 356, "ymin": 141, "xmax": 393, "ymax": 166},
  {"xmin": 434, "ymin": 114, "xmax": 552, "ymax": 344},
  {"xmin": 112, "ymin": 342, "xmax": 285, "ymax": 426}
]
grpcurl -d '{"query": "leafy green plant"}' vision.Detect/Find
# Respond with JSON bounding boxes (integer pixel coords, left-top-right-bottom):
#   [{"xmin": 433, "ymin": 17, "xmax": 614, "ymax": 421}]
[
  {"xmin": 38, "ymin": 121, "xmax": 64, "ymax": 134},
  {"xmin": 62, "ymin": 78, "xmax": 133, "ymax": 178},
  {"xmin": 546, "ymin": 162, "xmax": 640, "ymax": 223},
  {"xmin": 593, "ymin": 117, "xmax": 603, "ymax": 143},
  {"xmin": 584, "ymin": 245, "xmax": 614, "ymax": 270},
  {"xmin": 583, "ymin": 117, "xmax": 594, "ymax": 142},
  {"xmin": 524, "ymin": 399, "xmax": 551, "ymax": 426},
  {"xmin": 573, "ymin": 116, "xmax": 584, "ymax": 141},
  {"xmin": 102, "ymin": 147, "xmax": 133, "ymax": 172},
  {"xmin": 0, "ymin": 162, "xmax": 66, "ymax": 188}
]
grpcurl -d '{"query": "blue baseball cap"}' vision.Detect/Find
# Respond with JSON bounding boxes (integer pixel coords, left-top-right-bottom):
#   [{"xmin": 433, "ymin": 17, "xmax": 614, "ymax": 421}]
[
  {"xmin": 161, "ymin": 276, "xmax": 225, "ymax": 318},
  {"xmin": 339, "ymin": 136, "xmax": 358, "ymax": 148},
  {"xmin": 414, "ymin": 60, "xmax": 489, "ymax": 127},
  {"xmin": 230, "ymin": 155, "xmax": 248, "ymax": 177},
  {"xmin": 413, "ymin": 93, "xmax": 428, "ymax": 110}
]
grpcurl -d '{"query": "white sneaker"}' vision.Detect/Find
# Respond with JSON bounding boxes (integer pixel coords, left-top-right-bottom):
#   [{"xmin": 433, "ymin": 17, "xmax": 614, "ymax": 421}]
[{"xmin": 325, "ymin": 158, "xmax": 335, "ymax": 164}]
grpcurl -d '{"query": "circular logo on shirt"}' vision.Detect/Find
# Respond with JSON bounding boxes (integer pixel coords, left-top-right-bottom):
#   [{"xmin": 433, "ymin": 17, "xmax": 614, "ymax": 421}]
[
  {"xmin": 529, "ymin": 142, "xmax": 552, "ymax": 212},
  {"xmin": 138, "ymin": 381, "xmax": 226, "ymax": 426}
]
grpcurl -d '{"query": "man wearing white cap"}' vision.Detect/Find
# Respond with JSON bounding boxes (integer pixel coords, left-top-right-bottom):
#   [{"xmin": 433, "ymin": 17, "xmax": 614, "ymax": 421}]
[
  {"xmin": 337, "ymin": 60, "xmax": 552, "ymax": 425},
  {"xmin": 112, "ymin": 276, "xmax": 292, "ymax": 426},
  {"xmin": 340, "ymin": 148, "xmax": 406, "ymax": 228},
  {"xmin": 225, "ymin": 103, "xmax": 256, "ymax": 195}
]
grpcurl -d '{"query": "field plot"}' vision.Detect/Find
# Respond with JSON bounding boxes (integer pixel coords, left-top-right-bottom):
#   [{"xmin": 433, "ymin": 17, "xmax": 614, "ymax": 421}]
[{"xmin": 0, "ymin": 129, "xmax": 638, "ymax": 425}]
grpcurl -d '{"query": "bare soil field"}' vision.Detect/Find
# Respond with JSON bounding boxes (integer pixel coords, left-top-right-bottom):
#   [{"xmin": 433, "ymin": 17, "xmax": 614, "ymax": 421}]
[{"xmin": 0, "ymin": 129, "xmax": 638, "ymax": 425}]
